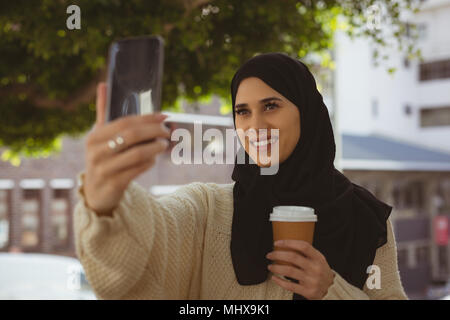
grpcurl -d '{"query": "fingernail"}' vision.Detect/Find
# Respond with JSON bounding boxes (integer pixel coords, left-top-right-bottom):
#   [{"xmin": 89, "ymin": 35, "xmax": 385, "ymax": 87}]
[
  {"xmin": 156, "ymin": 113, "xmax": 168, "ymax": 120},
  {"xmin": 274, "ymin": 240, "xmax": 284, "ymax": 246}
]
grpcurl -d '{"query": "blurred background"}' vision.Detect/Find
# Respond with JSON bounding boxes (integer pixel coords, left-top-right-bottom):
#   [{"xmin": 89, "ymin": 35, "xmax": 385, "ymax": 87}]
[{"xmin": 0, "ymin": 0, "xmax": 449, "ymax": 300}]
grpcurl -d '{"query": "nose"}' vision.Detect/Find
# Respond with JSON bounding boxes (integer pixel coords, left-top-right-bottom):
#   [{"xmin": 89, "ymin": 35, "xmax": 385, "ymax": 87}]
[{"xmin": 248, "ymin": 113, "xmax": 268, "ymax": 136}]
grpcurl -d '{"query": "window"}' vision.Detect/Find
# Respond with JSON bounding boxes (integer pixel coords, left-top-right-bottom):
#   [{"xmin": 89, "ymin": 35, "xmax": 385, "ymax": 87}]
[
  {"xmin": 397, "ymin": 248, "xmax": 407, "ymax": 266},
  {"xmin": 403, "ymin": 57, "xmax": 410, "ymax": 69},
  {"xmin": 407, "ymin": 245, "xmax": 417, "ymax": 268},
  {"xmin": 420, "ymin": 106, "xmax": 450, "ymax": 127},
  {"xmin": 414, "ymin": 182, "xmax": 425, "ymax": 212},
  {"xmin": 0, "ymin": 190, "xmax": 10, "ymax": 249},
  {"xmin": 21, "ymin": 189, "xmax": 41, "ymax": 249},
  {"xmin": 404, "ymin": 104, "xmax": 412, "ymax": 116},
  {"xmin": 392, "ymin": 181, "xmax": 425, "ymax": 216},
  {"xmin": 372, "ymin": 99, "xmax": 378, "ymax": 118},
  {"xmin": 416, "ymin": 245, "xmax": 429, "ymax": 264},
  {"xmin": 419, "ymin": 59, "xmax": 450, "ymax": 81},
  {"xmin": 417, "ymin": 23, "xmax": 427, "ymax": 40},
  {"xmin": 405, "ymin": 22, "xmax": 412, "ymax": 38},
  {"xmin": 404, "ymin": 185, "xmax": 413, "ymax": 207},
  {"xmin": 393, "ymin": 185, "xmax": 401, "ymax": 207},
  {"xmin": 437, "ymin": 180, "xmax": 450, "ymax": 214},
  {"xmin": 438, "ymin": 245, "xmax": 448, "ymax": 273},
  {"xmin": 51, "ymin": 189, "xmax": 70, "ymax": 249}
]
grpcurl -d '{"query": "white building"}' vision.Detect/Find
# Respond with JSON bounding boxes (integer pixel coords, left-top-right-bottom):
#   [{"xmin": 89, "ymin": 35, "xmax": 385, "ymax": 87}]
[{"xmin": 334, "ymin": 0, "xmax": 450, "ymax": 153}]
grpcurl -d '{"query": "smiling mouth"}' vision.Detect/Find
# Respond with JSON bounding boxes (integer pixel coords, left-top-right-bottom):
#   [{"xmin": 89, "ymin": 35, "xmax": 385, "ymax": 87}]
[{"xmin": 250, "ymin": 136, "xmax": 279, "ymax": 148}]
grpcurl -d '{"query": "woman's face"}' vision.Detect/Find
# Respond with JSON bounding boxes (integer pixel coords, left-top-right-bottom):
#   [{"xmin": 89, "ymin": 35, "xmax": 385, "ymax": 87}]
[{"xmin": 234, "ymin": 77, "xmax": 301, "ymax": 167}]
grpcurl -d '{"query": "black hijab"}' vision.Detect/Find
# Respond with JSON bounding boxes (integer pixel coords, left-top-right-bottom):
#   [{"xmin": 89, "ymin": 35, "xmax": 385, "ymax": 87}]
[{"xmin": 230, "ymin": 52, "xmax": 392, "ymax": 300}]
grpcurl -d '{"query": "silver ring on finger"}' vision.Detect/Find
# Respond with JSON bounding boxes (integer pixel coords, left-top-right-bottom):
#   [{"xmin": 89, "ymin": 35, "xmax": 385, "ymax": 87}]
[{"xmin": 107, "ymin": 134, "xmax": 125, "ymax": 153}]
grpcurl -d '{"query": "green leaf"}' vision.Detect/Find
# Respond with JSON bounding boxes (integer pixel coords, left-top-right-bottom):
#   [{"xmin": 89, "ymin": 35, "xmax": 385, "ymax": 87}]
[
  {"xmin": 219, "ymin": 98, "xmax": 232, "ymax": 115},
  {"xmin": 0, "ymin": 0, "xmax": 421, "ymax": 160},
  {"xmin": 387, "ymin": 67, "xmax": 397, "ymax": 75}
]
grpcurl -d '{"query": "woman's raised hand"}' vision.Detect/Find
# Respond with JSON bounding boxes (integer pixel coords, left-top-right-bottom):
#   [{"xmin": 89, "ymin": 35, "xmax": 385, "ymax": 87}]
[{"xmin": 83, "ymin": 82, "xmax": 171, "ymax": 217}]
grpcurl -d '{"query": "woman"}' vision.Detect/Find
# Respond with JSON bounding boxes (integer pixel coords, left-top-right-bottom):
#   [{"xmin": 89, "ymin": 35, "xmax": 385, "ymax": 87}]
[{"xmin": 75, "ymin": 52, "xmax": 408, "ymax": 300}]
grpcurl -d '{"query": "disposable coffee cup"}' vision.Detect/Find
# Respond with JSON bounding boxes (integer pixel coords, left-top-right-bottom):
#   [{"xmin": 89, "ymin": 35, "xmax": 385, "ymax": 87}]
[{"xmin": 269, "ymin": 206, "xmax": 317, "ymax": 269}]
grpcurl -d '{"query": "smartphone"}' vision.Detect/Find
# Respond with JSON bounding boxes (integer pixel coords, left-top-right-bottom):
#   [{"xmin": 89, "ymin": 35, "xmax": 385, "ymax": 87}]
[{"xmin": 105, "ymin": 35, "xmax": 164, "ymax": 123}]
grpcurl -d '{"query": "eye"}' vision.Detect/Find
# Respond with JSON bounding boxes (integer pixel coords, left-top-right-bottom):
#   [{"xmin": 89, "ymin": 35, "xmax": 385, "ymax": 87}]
[
  {"xmin": 265, "ymin": 102, "xmax": 279, "ymax": 111},
  {"xmin": 235, "ymin": 109, "xmax": 248, "ymax": 116},
  {"xmin": 235, "ymin": 102, "xmax": 279, "ymax": 116}
]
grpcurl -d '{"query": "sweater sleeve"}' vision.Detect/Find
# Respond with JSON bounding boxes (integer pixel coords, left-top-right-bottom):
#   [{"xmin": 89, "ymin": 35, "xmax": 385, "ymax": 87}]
[
  {"xmin": 73, "ymin": 172, "xmax": 210, "ymax": 300},
  {"xmin": 322, "ymin": 217, "xmax": 409, "ymax": 300}
]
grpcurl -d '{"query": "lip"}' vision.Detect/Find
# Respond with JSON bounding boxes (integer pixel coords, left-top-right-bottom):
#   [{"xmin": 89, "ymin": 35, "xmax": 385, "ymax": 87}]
[
  {"xmin": 250, "ymin": 136, "xmax": 272, "ymax": 143},
  {"xmin": 250, "ymin": 136, "xmax": 279, "ymax": 150}
]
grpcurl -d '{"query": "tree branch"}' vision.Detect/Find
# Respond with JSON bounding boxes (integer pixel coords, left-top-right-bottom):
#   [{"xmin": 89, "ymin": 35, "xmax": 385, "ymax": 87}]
[
  {"xmin": 1, "ymin": 1, "xmax": 211, "ymax": 111},
  {"xmin": 161, "ymin": 0, "xmax": 210, "ymax": 34},
  {"xmin": 0, "ymin": 68, "xmax": 106, "ymax": 111},
  {"xmin": 183, "ymin": 0, "xmax": 211, "ymax": 13}
]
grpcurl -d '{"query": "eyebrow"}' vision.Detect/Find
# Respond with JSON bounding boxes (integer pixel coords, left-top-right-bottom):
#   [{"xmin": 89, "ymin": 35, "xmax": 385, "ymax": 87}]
[{"xmin": 235, "ymin": 97, "xmax": 282, "ymax": 110}]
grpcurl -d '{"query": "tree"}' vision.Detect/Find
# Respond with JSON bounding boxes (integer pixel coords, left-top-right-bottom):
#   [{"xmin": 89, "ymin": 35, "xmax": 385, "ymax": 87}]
[{"xmin": 0, "ymin": 0, "xmax": 423, "ymax": 165}]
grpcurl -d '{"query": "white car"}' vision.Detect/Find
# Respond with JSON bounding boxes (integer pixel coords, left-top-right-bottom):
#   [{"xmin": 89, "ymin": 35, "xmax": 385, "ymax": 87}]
[{"xmin": 0, "ymin": 253, "xmax": 96, "ymax": 300}]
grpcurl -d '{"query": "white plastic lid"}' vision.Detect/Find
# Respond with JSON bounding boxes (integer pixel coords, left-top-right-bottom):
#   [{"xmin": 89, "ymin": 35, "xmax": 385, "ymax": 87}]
[{"xmin": 269, "ymin": 206, "xmax": 317, "ymax": 222}]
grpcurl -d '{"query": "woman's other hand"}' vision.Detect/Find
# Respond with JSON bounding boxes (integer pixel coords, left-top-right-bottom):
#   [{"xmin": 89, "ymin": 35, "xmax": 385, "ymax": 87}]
[{"xmin": 266, "ymin": 240, "xmax": 335, "ymax": 300}]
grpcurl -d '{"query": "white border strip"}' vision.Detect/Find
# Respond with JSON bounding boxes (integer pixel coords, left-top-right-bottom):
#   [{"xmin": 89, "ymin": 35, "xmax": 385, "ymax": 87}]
[
  {"xmin": 0, "ymin": 180, "xmax": 14, "ymax": 189},
  {"xmin": 341, "ymin": 159, "xmax": 450, "ymax": 171},
  {"xmin": 161, "ymin": 111, "xmax": 233, "ymax": 127},
  {"xmin": 19, "ymin": 179, "xmax": 45, "ymax": 189},
  {"xmin": 50, "ymin": 179, "xmax": 74, "ymax": 189}
]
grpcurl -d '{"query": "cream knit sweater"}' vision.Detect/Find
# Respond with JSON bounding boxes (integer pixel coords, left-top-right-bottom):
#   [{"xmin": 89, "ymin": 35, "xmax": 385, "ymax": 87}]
[{"xmin": 73, "ymin": 174, "xmax": 409, "ymax": 300}]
